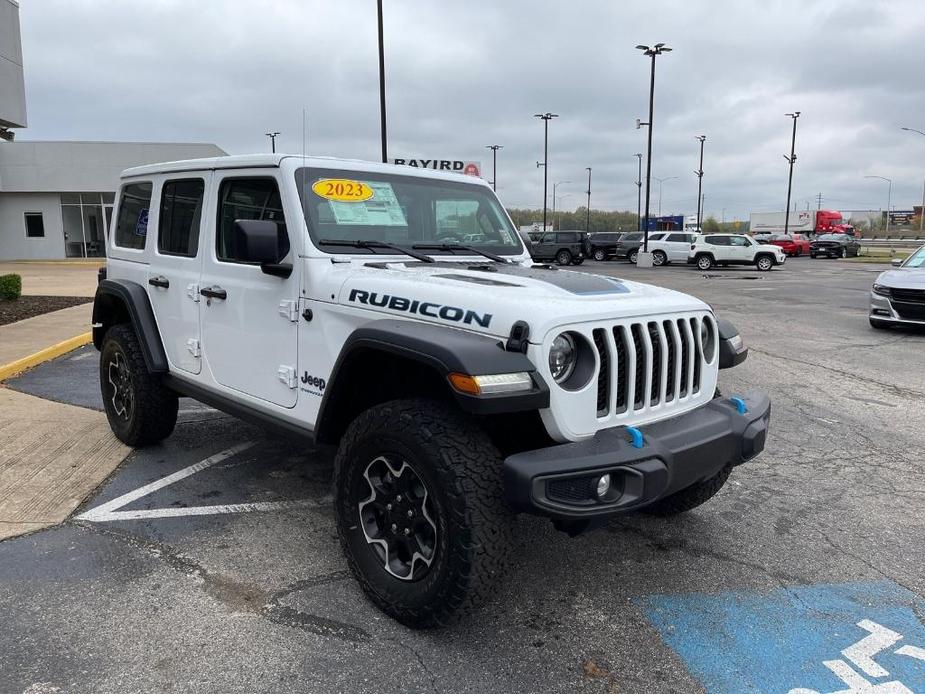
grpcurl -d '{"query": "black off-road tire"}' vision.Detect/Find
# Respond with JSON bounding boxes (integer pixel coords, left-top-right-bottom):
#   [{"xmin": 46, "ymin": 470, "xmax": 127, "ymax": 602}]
[
  {"xmin": 810, "ymin": 252, "xmax": 817, "ymax": 259},
  {"xmin": 99, "ymin": 324, "xmax": 178, "ymax": 446},
  {"xmin": 556, "ymin": 249, "xmax": 572, "ymax": 266},
  {"xmin": 333, "ymin": 399, "xmax": 515, "ymax": 628},
  {"xmin": 643, "ymin": 464, "xmax": 732, "ymax": 516}
]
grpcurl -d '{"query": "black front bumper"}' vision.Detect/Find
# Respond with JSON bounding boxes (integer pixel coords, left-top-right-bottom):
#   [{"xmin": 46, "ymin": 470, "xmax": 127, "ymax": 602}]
[{"xmin": 503, "ymin": 391, "xmax": 770, "ymax": 519}]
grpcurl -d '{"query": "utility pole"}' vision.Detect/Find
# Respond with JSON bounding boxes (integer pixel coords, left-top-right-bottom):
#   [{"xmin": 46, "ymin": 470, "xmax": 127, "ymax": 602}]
[
  {"xmin": 265, "ymin": 131, "xmax": 280, "ymax": 153},
  {"xmin": 377, "ymin": 0, "xmax": 388, "ymax": 163},
  {"xmin": 486, "ymin": 145, "xmax": 502, "ymax": 191},
  {"xmin": 783, "ymin": 112, "xmax": 800, "ymax": 236},
  {"xmin": 695, "ymin": 135, "xmax": 705, "ymax": 231},
  {"xmin": 585, "ymin": 167, "xmax": 592, "ymax": 232},
  {"xmin": 816, "ymin": 192, "xmax": 823, "ymax": 210},
  {"xmin": 635, "ymin": 43, "xmax": 672, "ymax": 256},
  {"xmin": 634, "ymin": 153, "xmax": 643, "ymax": 231},
  {"xmin": 534, "ymin": 113, "xmax": 558, "ymax": 232}
]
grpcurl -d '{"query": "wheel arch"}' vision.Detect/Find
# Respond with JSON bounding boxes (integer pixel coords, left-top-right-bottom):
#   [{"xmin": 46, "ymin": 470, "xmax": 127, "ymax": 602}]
[
  {"xmin": 314, "ymin": 319, "xmax": 549, "ymax": 445},
  {"xmin": 92, "ymin": 279, "xmax": 168, "ymax": 373}
]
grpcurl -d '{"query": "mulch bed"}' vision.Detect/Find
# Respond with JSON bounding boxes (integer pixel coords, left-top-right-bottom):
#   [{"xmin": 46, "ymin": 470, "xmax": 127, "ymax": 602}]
[{"xmin": 0, "ymin": 296, "xmax": 93, "ymax": 327}]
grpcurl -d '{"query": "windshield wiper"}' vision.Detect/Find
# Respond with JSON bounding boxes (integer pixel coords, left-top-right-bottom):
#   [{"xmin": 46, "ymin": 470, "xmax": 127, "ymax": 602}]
[
  {"xmin": 412, "ymin": 243, "xmax": 513, "ymax": 264},
  {"xmin": 319, "ymin": 239, "xmax": 434, "ymax": 263}
]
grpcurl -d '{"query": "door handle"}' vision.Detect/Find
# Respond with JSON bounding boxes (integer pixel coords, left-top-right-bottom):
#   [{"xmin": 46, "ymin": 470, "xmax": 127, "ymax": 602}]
[
  {"xmin": 200, "ymin": 286, "xmax": 227, "ymax": 300},
  {"xmin": 148, "ymin": 276, "xmax": 170, "ymax": 289}
]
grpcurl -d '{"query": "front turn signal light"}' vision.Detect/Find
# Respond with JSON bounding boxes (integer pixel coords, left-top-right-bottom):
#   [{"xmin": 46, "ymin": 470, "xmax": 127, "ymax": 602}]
[{"xmin": 448, "ymin": 372, "xmax": 533, "ymax": 395}]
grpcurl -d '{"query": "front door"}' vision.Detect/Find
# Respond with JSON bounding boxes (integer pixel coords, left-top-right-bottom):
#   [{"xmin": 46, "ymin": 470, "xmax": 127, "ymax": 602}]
[
  {"xmin": 146, "ymin": 175, "xmax": 210, "ymax": 375},
  {"xmin": 199, "ymin": 172, "xmax": 299, "ymax": 408}
]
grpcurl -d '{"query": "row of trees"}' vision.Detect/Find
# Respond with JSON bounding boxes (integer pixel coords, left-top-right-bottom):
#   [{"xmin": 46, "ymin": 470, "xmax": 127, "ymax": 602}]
[{"xmin": 505, "ymin": 207, "xmax": 748, "ymax": 234}]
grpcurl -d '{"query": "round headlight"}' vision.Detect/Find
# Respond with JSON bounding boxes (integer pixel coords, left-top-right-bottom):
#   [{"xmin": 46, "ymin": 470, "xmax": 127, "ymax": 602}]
[
  {"xmin": 548, "ymin": 333, "xmax": 577, "ymax": 383},
  {"xmin": 700, "ymin": 318, "xmax": 717, "ymax": 362}
]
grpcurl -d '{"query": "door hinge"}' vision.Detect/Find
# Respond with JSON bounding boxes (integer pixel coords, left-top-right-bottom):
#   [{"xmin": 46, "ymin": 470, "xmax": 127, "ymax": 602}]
[
  {"xmin": 186, "ymin": 338, "xmax": 201, "ymax": 358},
  {"xmin": 187, "ymin": 283, "xmax": 200, "ymax": 303},
  {"xmin": 278, "ymin": 299, "xmax": 299, "ymax": 322},
  {"xmin": 277, "ymin": 365, "xmax": 297, "ymax": 388}
]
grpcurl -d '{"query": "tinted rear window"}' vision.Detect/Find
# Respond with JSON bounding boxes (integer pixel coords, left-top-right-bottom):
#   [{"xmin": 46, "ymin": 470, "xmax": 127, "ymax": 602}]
[{"xmin": 114, "ymin": 182, "xmax": 153, "ymax": 250}]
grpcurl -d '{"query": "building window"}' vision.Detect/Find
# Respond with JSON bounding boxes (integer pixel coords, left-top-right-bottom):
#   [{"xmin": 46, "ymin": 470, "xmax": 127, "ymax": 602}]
[
  {"xmin": 114, "ymin": 183, "xmax": 153, "ymax": 251},
  {"xmin": 61, "ymin": 192, "xmax": 112, "ymax": 258},
  {"xmin": 158, "ymin": 179, "xmax": 204, "ymax": 257},
  {"xmin": 24, "ymin": 213, "xmax": 45, "ymax": 238}
]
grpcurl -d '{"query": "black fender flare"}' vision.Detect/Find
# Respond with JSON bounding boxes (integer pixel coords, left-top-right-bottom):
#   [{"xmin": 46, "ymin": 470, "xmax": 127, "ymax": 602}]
[
  {"xmin": 716, "ymin": 317, "xmax": 748, "ymax": 369},
  {"xmin": 92, "ymin": 279, "xmax": 168, "ymax": 373},
  {"xmin": 315, "ymin": 319, "xmax": 549, "ymax": 442}
]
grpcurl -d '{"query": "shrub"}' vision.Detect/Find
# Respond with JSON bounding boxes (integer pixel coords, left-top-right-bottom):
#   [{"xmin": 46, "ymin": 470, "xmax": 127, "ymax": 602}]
[{"xmin": 0, "ymin": 273, "xmax": 22, "ymax": 301}]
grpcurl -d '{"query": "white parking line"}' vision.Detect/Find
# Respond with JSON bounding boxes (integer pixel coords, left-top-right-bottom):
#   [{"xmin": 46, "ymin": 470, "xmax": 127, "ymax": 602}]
[{"xmin": 76, "ymin": 443, "xmax": 327, "ymax": 522}]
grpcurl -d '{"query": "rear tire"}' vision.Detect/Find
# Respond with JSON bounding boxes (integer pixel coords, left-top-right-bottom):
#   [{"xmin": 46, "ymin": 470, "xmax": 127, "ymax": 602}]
[
  {"xmin": 652, "ymin": 250, "xmax": 667, "ymax": 266},
  {"xmin": 556, "ymin": 250, "xmax": 572, "ymax": 266},
  {"xmin": 643, "ymin": 464, "xmax": 732, "ymax": 516},
  {"xmin": 99, "ymin": 324, "xmax": 178, "ymax": 446},
  {"xmin": 333, "ymin": 399, "xmax": 514, "ymax": 628}
]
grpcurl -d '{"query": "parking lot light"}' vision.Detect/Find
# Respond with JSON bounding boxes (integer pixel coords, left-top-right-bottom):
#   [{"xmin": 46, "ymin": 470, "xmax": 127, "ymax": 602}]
[
  {"xmin": 636, "ymin": 43, "xmax": 672, "ymax": 253},
  {"xmin": 783, "ymin": 112, "xmax": 800, "ymax": 236},
  {"xmin": 634, "ymin": 153, "xmax": 643, "ymax": 231},
  {"xmin": 695, "ymin": 135, "xmax": 706, "ymax": 231},
  {"xmin": 864, "ymin": 175, "xmax": 893, "ymax": 234},
  {"xmin": 899, "ymin": 127, "xmax": 925, "ymax": 231},
  {"xmin": 485, "ymin": 145, "xmax": 502, "ymax": 191},
  {"xmin": 534, "ymin": 113, "xmax": 559, "ymax": 231}
]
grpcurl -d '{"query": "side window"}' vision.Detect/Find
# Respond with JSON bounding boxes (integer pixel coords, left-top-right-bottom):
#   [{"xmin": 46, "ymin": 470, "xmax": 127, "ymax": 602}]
[
  {"xmin": 706, "ymin": 235, "xmax": 729, "ymax": 246},
  {"xmin": 216, "ymin": 178, "xmax": 289, "ymax": 263},
  {"xmin": 158, "ymin": 178, "xmax": 205, "ymax": 257},
  {"xmin": 730, "ymin": 236, "xmax": 748, "ymax": 247},
  {"xmin": 24, "ymin": 212, "xmax": 45, "ymax": 238},
  {"xmin": 114, "ymin": 182, "xmax": 153, "ymax": 250},
  {"xmin": 558, "ymin": 232, "xmax": 577, "ymax": 243},
  {"xmin": 666, "ymin": 233, "xmax": 686, "ymax": 243}
]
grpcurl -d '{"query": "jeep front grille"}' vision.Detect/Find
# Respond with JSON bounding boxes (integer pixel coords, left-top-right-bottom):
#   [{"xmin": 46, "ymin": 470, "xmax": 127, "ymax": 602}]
[{"xmin": 592, "ymin": 316, "xmax": 708, "ymax": 418}]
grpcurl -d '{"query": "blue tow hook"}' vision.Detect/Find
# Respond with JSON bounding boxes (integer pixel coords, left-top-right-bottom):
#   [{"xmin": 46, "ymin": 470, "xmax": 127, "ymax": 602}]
[
  {"xmin": 729, "ymin": 396, "xmax": 748, "ymax": 414},
  {"xmin": 625, "ymin": 426, "xmax": 644, "ymax": 448}
]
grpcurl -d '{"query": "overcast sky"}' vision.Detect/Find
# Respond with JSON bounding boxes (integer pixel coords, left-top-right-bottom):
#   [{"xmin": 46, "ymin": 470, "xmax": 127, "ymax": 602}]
[{"xmin": 17, "ymin": 0, "xmax": 925, "ymax": 220}]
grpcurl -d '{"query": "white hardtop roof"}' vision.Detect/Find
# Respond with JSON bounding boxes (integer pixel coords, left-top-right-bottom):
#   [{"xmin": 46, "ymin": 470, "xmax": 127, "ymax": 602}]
[{"xmin": 121, "ymin": 154, "xmax": 491, "ymax": 186}]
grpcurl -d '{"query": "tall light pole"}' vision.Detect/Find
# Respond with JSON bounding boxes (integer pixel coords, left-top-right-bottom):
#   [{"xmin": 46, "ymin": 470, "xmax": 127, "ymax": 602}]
[
  {"xmin": 552, "ymin": 180, "xmax": 570, "ymax": 230},
  {"xmin": 635, "ymin": 43, "xmax": 672, "ymax": 254},
  {"xmin": 652, "ymin": 176, "xmax": 678, "ymax": 217},
  {"xmin": 377, "ymin": 0, "xmax": 388, "ymax": 163},
  {"xmin": 901, "ymin": 127, "xmax": 925, "ymax": 232},
  {"xmin": 485, "ymin": 145, "xmax": 502, "ymax": 191},
  {"xmin": 554, "ymin": 194, "xmax": 571, "ymax": 231},
  {"xmin": 534, "ymin": 113, "xmax": 558, "ymax": 231},
  {"xmin": 865, "ymin": 175, "xmax": 893, "ymax": 235},
  {"xmin": 783, "ymin": 112, "xmax": 801, "ymax": 236},
  {"xmin": 694, "ymin": 135, "xmax": 706, "ymax": 230},
  {"xmin": 585, "ymin": 167, "xmax": 592, "ymax": 232},
  {"xmin": 265, "ymin": 131, "xmax": 280, "ymax": 153},
  {"xmin": 634, "ymin": 153, "xmax": 643, "ymax": 231}
]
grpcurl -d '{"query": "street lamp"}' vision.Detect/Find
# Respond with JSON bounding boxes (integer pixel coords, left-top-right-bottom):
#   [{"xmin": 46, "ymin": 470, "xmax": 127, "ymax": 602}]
[
  {"xmin": 635, "ymin": 42, "xmax": 672, "ymax": 255},
  {"xmin": 552, "ymin": 180, "xmax": 571, "ymax": 231},
  {"xmin": 634, "ymin": 153, "xmax": 643, "ymax": 231},
  {"xmin": 554, "ymin": 193, "xmax": 571, "ymax": 231},
  {"xmin": 377, "ymin": 0, "xmax": 388, "ymax": 163},
  {"xmin": 585, "ymin": 167, "xmax": 592, "ymax": 232},
  {"xmin": 900, "ymin": 127, "xmax": 925, "ymax": 232},
  {"xmin": 864, "ymin": 175, "xmax": 893, "ymax": 235},
  {"xmin": 652, "ymin": 176, "xmax": 678, "ymax": 217},
  {"xmin": 534, "ymin": 113, "xmax": 559, "ymax": 231},
  {"xmin": 694, "ymin": 135, "xmax": 706, "ymax": 230},
  {"xmin": 783, "ymin": 112, "xmax": 801, "ymax": 235},
  {"xmin": 486, "ymin": 145, "xmax": 502, "ymax": 191},
  {"xmin": 265, "ymin": 131, "xmax": 280, "ymax": 153}
]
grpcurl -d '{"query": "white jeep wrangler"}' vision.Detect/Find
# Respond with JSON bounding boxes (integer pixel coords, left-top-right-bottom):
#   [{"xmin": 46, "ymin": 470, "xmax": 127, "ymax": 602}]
[{"xmin": 92, "ymin": 154, "xmax": 770, "ymax": 627}]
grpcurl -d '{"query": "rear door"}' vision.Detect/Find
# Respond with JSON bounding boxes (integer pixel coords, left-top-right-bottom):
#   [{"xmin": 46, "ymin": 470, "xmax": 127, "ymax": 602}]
[
  {"xmin": 199, "ymin": 171, "xmax": 300, "ymax": 408},
  {"xmin": 663, "ymin": 232, "xmax": 692, "ymax": 261},
  {"xmin": 147, "ymin": 175, "xmax": 209, "ymax": 375}
]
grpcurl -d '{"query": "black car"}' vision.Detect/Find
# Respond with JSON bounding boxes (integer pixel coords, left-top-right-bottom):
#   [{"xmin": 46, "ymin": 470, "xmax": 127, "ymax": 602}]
[
  {"xmin": 810, "ymin": 233, "xmax": 861, "ymax": 258},
  {"xmin": 527, "ymin": 230, "xmax": 590, "ymax": 265},
  {"xmin": 613, "ymin": 231, "xmax": 667, "ymax": 263},
  {"xmin": 587, "ymin": 232, "xmax": 625, "ymax": 261}
]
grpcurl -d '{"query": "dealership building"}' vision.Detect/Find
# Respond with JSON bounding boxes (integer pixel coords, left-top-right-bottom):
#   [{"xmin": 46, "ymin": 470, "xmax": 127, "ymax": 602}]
[{"xmin": 0, "ymin": 0, "xmax": 225, "ymax": 260}]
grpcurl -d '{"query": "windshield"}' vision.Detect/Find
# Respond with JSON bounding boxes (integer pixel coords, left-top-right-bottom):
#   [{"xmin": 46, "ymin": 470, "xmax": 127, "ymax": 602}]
[
  {"xmin": 903, "ymin": 246, "xmax": 925, "ymax": 268},
  {"xmin": 296, "ymin": 167, "xmax": 524, "ymax": 256}
]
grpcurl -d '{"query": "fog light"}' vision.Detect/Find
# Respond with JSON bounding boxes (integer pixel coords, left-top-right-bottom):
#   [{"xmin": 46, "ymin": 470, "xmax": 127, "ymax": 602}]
[{"xmin": 595, "ymin": 474, "xmax": 612, "ymax": 500}]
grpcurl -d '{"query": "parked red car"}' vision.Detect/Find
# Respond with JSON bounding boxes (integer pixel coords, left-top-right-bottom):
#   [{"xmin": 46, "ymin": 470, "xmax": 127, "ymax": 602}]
[{"xmin": 766, "ymin": 233, "xmax": 811, "ymax": 257}]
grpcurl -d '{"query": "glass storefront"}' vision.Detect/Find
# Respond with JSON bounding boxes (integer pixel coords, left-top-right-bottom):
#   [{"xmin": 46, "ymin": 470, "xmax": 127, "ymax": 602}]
[{"xmin": 61, "ymin": 192, "xmax": 114, "ymax": 257}]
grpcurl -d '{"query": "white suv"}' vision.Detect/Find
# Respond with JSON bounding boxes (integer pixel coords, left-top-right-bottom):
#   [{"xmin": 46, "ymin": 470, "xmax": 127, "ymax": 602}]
[
  {"xmin": 645, "ymin": 232, "xmax": 698, "ymax": 266},
  {"xmin": 688, "ymin": 233, "xmax": 786, "ymax": 271},
  {"xmin": 92, "ymin": 154, "xmax": 771, "ymax": 627}
]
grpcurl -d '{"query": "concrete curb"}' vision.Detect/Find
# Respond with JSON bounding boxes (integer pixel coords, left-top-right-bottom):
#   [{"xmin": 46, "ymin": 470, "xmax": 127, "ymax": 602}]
[{"xmin": 0, "ymin": 331, "xmax": 93, "ymax": 381}]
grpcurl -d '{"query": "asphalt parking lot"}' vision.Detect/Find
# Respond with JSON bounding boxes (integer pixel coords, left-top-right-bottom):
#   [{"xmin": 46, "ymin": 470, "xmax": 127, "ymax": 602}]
[{"xmin": 2, "ymin": 256, "xmax": 924, "ymax": 694}]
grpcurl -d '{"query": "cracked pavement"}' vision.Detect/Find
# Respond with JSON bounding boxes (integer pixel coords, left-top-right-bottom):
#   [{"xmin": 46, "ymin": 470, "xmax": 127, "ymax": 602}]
[{"xmin": 1, "ymin": 256, "xmax": 923, "ymax": 693}]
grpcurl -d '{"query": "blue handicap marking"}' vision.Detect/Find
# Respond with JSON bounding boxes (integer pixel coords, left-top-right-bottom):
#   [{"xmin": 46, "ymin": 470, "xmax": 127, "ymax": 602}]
[{"xmin": 637, "ymin": 580, "xmax": 925, "ymax": 693}]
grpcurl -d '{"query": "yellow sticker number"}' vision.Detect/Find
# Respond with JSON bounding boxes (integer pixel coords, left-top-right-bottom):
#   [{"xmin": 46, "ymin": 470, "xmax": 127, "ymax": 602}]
[{"xmin": 311, "ymin": 179, "xmax": 374, "ymax": 202}]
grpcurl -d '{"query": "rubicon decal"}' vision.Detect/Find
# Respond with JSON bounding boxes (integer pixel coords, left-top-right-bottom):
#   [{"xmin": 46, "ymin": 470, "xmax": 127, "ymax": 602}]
[{"xmin": 348, "ymin": 289, "xmax": 492, "ymax": 328}]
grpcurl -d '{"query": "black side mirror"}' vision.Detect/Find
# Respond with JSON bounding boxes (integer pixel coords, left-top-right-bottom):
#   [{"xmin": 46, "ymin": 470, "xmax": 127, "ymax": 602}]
[{"xmin": 233, "ymin": 219, "xmax": 292, "ymax": 277}]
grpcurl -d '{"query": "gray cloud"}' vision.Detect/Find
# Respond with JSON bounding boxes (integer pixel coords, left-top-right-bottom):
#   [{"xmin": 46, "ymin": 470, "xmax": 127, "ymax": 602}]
[{"xmin": 18, "ymin": 0, "xmax": 925, "ymax": 220}]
